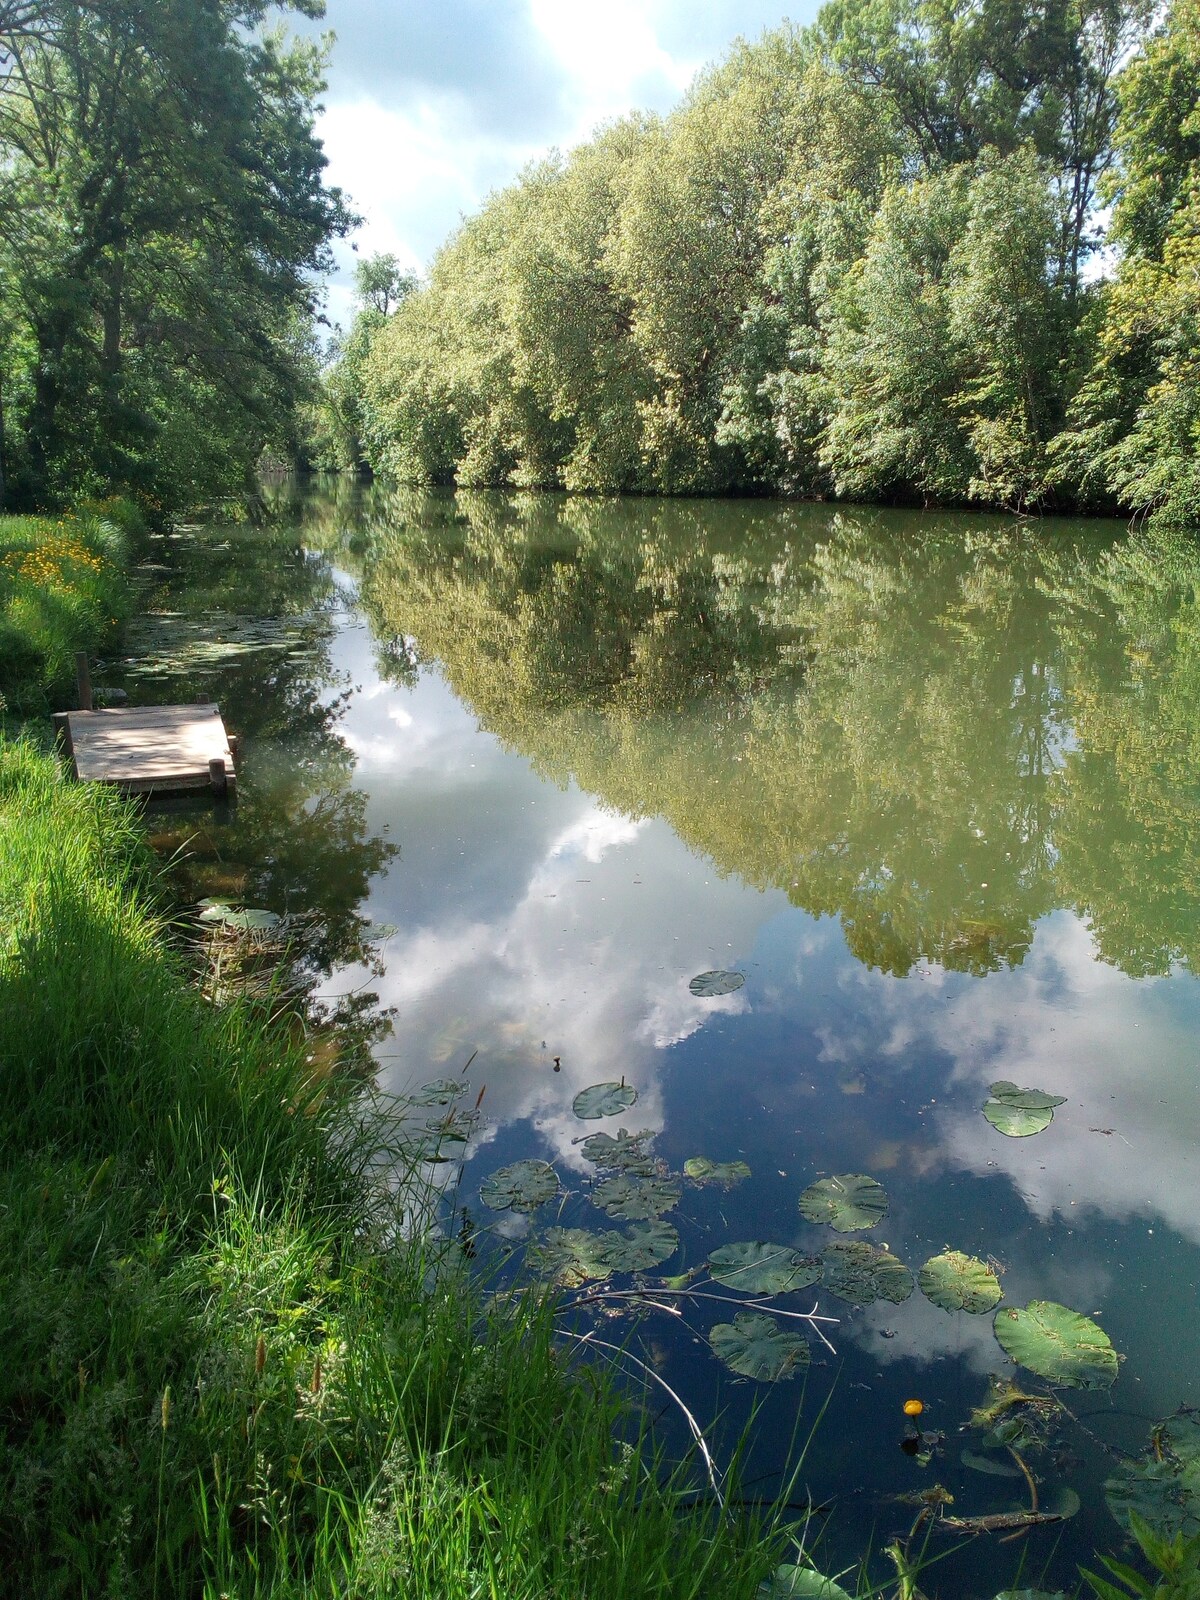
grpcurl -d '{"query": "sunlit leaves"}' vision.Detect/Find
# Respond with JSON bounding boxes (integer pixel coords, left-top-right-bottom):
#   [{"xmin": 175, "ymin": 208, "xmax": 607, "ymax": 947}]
[
  {"xmin": 822, "ymin": 1240, "xmax": 914, "ymax": 1306},
  {"xmin": 708, "ymin": 1242, "xmax": 822, "ymax": 1295},
  {"xmin": 590, "ymin": 1173, "xmax": 680, "ymax": 1221},
  {"xmin": 479, "ymin": 1160, "xmax": 559, "ymax": 1213},
  {"xmin": 982, "ymin": 1082, "xmax": 1065, "ymax": 1137},
  {"xmin": 710, "ymin": 1312, "xmax": 810, "ymax": 1381},
  {"xmin": 918, "ymin": 1251, "xmax": 1002, "ymax": 1313},
  {"xmin": 685, "ymin": 1156, "xmax": 751, "ymax": 1187},
  {"xmin": 573, "ymin": 1081, "xmax": 638, "ymax": 1120},
  {"xmin": 994, "ymin": 1301, "xmax": 1119, "ymax": 1390},
  {"xmin": 799, "ymin": 1173, "xmax": 888, "ymax": 1231}
]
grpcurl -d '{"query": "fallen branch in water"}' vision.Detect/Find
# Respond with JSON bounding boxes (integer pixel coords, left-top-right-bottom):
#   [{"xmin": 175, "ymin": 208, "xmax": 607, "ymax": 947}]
[
  {"xmin": 563, "ymin": 1286, "xmax": 840, "ymax": 1354},
  {"xmin": 933, "ymin": 1509, "xmax": 1064, "ymax": 1535},
  {"xmin": 559, "ymin": 1325, "xmax": 724, "ymax": 1508}
]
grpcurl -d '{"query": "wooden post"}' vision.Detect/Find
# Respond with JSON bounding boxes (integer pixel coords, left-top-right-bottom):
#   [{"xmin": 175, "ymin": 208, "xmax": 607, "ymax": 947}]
[
  {"xmin": 208, "ymin": 757, "xmax": 227, "ymax": 799},
  {"xmin": 52, "ymin": 711, "xmax": 74, "ymax": 765},
  {"xmin": 75, "ymin": 652, "xmax": 93, "ymax": 710}
]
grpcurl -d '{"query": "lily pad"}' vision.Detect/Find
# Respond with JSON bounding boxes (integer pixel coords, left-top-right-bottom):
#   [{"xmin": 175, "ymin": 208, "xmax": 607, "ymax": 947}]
[
  {"xmin": 759, "ymin": 1567, "xmax": 853, "ymax": 1599},
  {"xmin": 708, "ymin": 1241, "xmax": 822, "ymax": 1296},
  {"xmin": 822, "ymin": 1240, "xmax": 914, "ymax": 1306},
  {"xmin": 961, "ymin": 1449, "xmax": 1024, "ymax": 1478},
  {"xmin": 918, "ymin": 1251, "xmax": 1003, "ymax": 1314},
  {"xmin": 573, "ymin": 1081, "xmax": 638, "ymax": 1120},
  {"xmin": 1044, "ymin": 1485, "xmax": 1081, "ymax": 1520},
  {"xmin": 409, "ymin": 1078, "xmax": 469, "ymax": 1106},
  {"xmin": 527, "ymin": 1228, "xmax": 616, "ymax": 1287},
  {"xmin": 982, "ymin": 1100, "xmax": 1054, "ymax": 1137},
  {"xmin": 994, "ymin": 1301, "xmax": 1119, "ymax": 1390},
  {"xmin": 580, "ymin": 1128, "xmax": 657, "ymax": 1171},
  {"xmin": 799, "ymin": 1173, "xmax": 888, "ymax": 1232},
  {"xmin": 591, "ymin": 1173, "xmax": 680, "ymax": 1221},
  {"xmin": 989, "ymin": 1081, "xmax": 1067, "ymax": 1110},
  {"xmin": 689, "ymin": 970, "xmax": 745, "ymax": 997},
  {"xmin": 1105, "ymin": 1410, "xmax": 1200, "ymax": 1540},
  {"xmin": 685, "ymin": 1156, "xmax": 751, "ymax": 1187},
  {"xmin": 603, "ymin": 1219, "xmax": 679, "ymax": 1273},
  {"xmin": 198, "ymin": 903, "xmax": 281, "ymax": 932},
  {"xmin": 402, "ymin": 1126, "xmax": 470, "ymax": 1164},
  {"xmin": 710, "ymin": 1312, "xmax": 809, "ymax": 1382},
  {"xmin": 994, "ymin": 1592, "xmax": 1068, "ymax": 1600},
  {"xmin": 479, "ymin": 1159, "xmax": 559, "ymax": 1213}
]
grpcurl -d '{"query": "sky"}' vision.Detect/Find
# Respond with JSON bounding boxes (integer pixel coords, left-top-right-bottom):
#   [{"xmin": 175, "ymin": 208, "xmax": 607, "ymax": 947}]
[{"xmin": 295, "ymin": 0, "xmax": 813, "ymax": 327}]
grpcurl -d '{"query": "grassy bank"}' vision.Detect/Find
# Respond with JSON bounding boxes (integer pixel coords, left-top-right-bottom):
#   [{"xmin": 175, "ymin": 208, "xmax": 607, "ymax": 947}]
[
  {"xmin": 0, "ymin": 738, "xmax": 781, "ymax": 1599},
  {"xmin": 0, "ymin": 499, "xmax": 136, "ymax": 716}
]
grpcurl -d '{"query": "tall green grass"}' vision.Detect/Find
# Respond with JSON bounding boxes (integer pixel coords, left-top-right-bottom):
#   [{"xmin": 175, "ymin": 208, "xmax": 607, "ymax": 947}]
[
  {"xmin": 0, "ymin": 739, "xmax": 783, "ymax": 1598},
  {"xmin": 0, "ymin": 499, "xmax": 135, "ymax": 714}
]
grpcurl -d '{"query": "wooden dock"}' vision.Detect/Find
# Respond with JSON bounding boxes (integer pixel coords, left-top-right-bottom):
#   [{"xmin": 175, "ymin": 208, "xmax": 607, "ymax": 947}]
[{"xmin": 54, "ymin": 703, "xmax": 237, "ymax": 799}]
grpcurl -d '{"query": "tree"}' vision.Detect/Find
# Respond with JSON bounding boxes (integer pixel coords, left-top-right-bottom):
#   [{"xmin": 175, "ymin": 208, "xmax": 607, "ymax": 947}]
[
  {"xmin": 0, "ymin": 0, "xmax": 351, "ymax": 511},
  {"xmin": 1054, "ymin": 0, "xmax": 1200, "ymax": 524},
  {"xmin": 303, "ymin": 254, "xmax": 418, "ymax": 472}
]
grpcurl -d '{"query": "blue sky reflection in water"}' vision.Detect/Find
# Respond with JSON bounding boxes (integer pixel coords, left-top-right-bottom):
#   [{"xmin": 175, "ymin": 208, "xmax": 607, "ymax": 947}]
[{"xmin": 127, "ymin": 486, "xmax": 1200, "ymax": 1595}]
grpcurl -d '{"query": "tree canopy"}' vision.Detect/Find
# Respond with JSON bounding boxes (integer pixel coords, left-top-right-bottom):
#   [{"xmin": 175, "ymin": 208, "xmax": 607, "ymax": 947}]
[
  {"xmin": 346, "ymin": 0, "xmax": 1198, "ymax": 527},
  {"xmin": 0, "ymin": 0, "xmax": 351, "ymax": 514}
]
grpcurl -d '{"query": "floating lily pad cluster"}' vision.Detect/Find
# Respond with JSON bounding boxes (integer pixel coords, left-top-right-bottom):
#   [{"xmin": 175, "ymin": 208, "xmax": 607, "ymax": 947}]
[
  {"xmin": 982, "ymin": 1080, "xmax": 1066, "ymax": 1138},
  {"xmin": 708, "ymin": 1242, "xmax": 821, "ymax": 1295},
  {"xmin": 197, "ymin": 899, "xmax": 281, "ymax": 933},
  {"xmin": 479, "ymin": 1160, "xmax": 559, "ymax": 1213},
  {"xmin": 528, "ymin": 1220, "xmax": 680, "ymax": 1286},
  {"xmin": 472, "ymin": 1077, "xmax": 1122, "ymax": 1407}
]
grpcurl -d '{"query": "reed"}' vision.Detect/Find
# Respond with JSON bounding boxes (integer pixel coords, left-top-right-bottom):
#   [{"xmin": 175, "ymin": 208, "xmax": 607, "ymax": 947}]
[{"xmin": 0, "ymin": 738, "xmax": 783, "ymax": 1598}]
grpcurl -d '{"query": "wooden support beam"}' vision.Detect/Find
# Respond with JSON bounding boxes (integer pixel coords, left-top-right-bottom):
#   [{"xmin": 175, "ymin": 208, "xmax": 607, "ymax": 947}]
[{"xmin": 75, "ymin": 652, "xmax": 93, "ymax": 710}]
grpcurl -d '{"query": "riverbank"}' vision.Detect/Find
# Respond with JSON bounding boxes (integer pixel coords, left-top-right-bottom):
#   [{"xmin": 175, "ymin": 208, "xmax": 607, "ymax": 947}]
[
  {"xmin": 0, "ymin": 736, "xmax": 782, "ymax": 1597},
  {"xmin": 0, "ymin": 499, "xmax": 137, "ymax": 719}
]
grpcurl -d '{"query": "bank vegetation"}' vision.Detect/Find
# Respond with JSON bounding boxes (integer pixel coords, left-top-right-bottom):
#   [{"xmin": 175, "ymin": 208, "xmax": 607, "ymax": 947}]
[{"xmin": 331, "ymin": 0, "xmax": 1200, "ymax": 526}]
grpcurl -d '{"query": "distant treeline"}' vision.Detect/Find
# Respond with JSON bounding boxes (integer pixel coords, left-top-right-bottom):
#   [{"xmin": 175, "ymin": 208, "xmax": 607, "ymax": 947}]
[
  {"xmin": 320, "ymin": 0, "xmax": 1199, "ymax": 525},
  {"xmin": 0, "ymin": 1, "xmax": 349, "ymax": 516}
]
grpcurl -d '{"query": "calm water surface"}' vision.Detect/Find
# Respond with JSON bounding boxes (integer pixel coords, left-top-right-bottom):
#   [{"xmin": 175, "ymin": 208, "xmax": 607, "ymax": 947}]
[{"xmin": 114, "ymin": 482, "xmax": 1200, "ymax": 1596}]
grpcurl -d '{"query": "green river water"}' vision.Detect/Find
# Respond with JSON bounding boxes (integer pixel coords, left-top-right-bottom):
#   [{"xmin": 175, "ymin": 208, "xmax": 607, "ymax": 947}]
[{"xmin": 112, "ymin": 481, "xmax": 1200, "ymax": 1597}]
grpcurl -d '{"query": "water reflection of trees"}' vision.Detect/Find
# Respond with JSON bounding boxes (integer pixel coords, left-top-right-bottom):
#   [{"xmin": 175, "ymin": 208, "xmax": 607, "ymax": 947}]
[
  {"xmin": 124, "ymin": 516, "xmax": 396, "ymax": 992},
  {"xmin": 357, "ymin": 487, "xmax": 1200, "ymax": 979}
]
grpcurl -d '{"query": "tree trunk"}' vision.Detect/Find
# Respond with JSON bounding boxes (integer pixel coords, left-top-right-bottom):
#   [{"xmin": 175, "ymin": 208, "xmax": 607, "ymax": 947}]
[
  {"xmin": 0, "ymin": 366, "xmax": 7, "ymax": 511},
  {"xmin": 102, "ymin": 252, "xmax": 124, "ymax": 376}
]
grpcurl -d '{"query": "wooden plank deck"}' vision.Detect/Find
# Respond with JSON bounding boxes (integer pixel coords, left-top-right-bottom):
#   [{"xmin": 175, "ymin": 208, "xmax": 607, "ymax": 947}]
[{"xmin": 55, "ymin": 703, "xmax": 237, "ymax": 798}]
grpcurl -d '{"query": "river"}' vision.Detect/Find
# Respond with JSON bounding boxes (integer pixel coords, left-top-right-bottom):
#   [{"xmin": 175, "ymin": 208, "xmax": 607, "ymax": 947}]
[{"xmin": 109, "ymin": 480, "xmax": 1200, "ymax": 1597}]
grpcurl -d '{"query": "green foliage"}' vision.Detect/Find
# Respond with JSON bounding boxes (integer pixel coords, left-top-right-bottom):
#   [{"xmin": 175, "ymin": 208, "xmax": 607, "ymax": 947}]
[
  {"xmin": 359, "ymin": 490, "xmax": 1200, "ymax": 979},
  {"xmin": 0, "ymin": 1, "xmax": 351, "ymax": 514},
  {"xmin": 994, "ymin": 1301, "xmax": 1120, "ymax": 1389},
  {"xmin": 1082, "ymin": 1512, "xmax": 1200, "ymax": 1599},
  {"xmin": 798, "ymin": 1173, "xmax": 889, "ymax": 1231},
  {"xmin": 0, "ymin": 739, "xmax": 780, "ymax": 1597},
  {"xmin": 350, "ymin": 0, "xmax": 1200, "ymax": 522},
  {"xmin": 0, "ymin": 503, "xmax": 132, "ymax": 711},
  {"xmin": 1053, "ymin": 0, "xmax": 1200, "ymax": 524},
  {"xmin": 917, "ymin": 1250, "xmax": 1003, "ymax": 1313}
]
